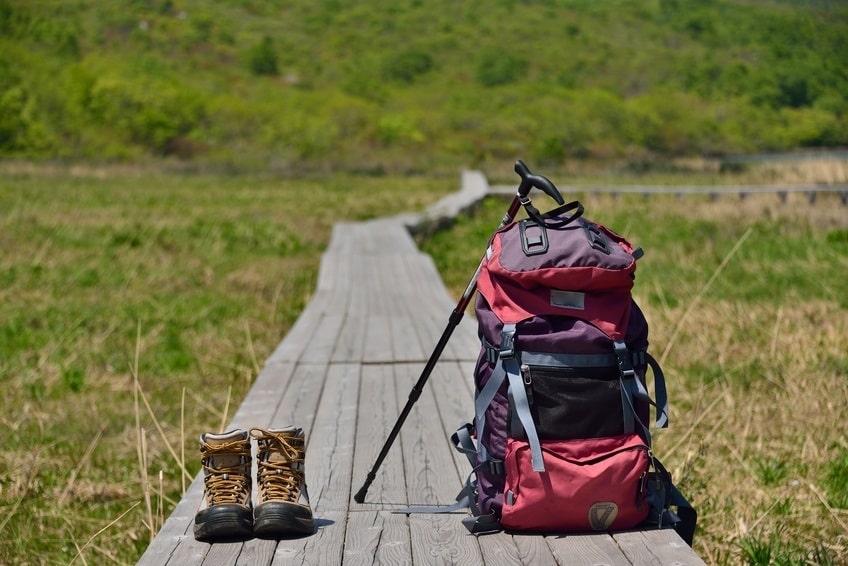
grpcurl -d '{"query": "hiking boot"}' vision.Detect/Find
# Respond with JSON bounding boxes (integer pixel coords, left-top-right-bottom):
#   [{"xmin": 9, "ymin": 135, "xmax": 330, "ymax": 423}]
[
  {"xmin": 250, "ymin": 427, "xmax": 314, "ymax": 537},
  {"xmin": 194, "ymin": 429, "xmax": 253, "ymax": 541}
]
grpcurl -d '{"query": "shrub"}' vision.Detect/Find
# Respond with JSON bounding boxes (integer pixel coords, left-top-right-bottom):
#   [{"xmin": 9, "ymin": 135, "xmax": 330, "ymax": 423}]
[
  {"xmin": 475, "ymin": 47, "xmax": 526, "ymax": 87},
  {"xmin": 381, "ymin": 47, "xmax": 434, "ymax": 83},
  {"xmin": 248, "ymin": 36, "xmax": 279, "ymax": 76},
  {"xmin": 85, "ymin": 76, "xmax": 206, "ymax": 156}
]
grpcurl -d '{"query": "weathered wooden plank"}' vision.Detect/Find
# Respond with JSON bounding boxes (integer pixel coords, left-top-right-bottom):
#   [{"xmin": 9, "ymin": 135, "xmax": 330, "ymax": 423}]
[
  {"xmin": 343, "ymin": 511, "xmax": 411, "ymax": 566},
  {"xmin": 546, "ymin": 533, "xmax": 632, "ymax": 566},
  {"xmin": 393, "ymin": 360, "xmax": 486, "ymax": 557},
  {"xmin": 512, "ymin": 535, "xmax": 560, "ymax": 566},
  {"xmin": 429, "ymin": 361, "xmax": 475, "ymax": 484},
  {"xmin": 330, "ymin": 313, "xmax": 367, "ymax": 363},
  {"xmin": 397, "ymin": 362, "xmax": 466, "ymax": 506},
  {"xmin": 614, "ymin": 529, "xmax": 706, "ymax": 566},
  {"xmin": 161, "ymin": 534, "xmax": 209, "ymax": 566},
  {"xmin": 233, "ymin": 539, "xmax": 276, "ymax": 566},
  {"xmin": 229, "ymin": 361, "xmax": 296, "ymax": 431},
  {"xmin": 267, "ymin": 362, "xmax": 326, "ymax": 430},
  {"xmin": 404, "ymin": 169, "xmax": 490, "ymax": 235},
  {"xmin": 362, "ymin": 314, "xmax": 394, "ymax": 363},
  {"xmin": 408, "ymin": 514, "xmax": 483, "ymax": 565},
  {"xmin": 352, "ymin": 363, "xmax": 409, "ymax": 511},
  {"xmin": 265, "ymin": 301, "xmax": 325, "ymax": 364},
  {"xmin": 401, "ymin": 251, "xmax": 480, "ymax": 362},
  {"xmin": 200, "ymin": 542, "xmax": 244, "ymax": 565},
  {"xmin": 297, "ymin": 313, "xmax": 345, "ymax": 363},
  {"xmin": 264, "ymin": 226, "xmax": 351, "ymax": 365},
  {"xmin": 268, "ymin": 511, "xmax": 346, "ymax": 566},
  {"xmin": 307, "ymin": 362, "xmax": 359, "ymax": 513}
]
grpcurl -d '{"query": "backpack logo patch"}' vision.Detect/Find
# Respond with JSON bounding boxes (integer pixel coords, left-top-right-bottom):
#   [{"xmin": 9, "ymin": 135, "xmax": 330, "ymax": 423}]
[
  {"xmin": 551, "ymin": 290, "xmax": 585, "ymax": 310},
  {"xmin": 588, "ymin": 502, "xmax": 619, "ymax": 530}
]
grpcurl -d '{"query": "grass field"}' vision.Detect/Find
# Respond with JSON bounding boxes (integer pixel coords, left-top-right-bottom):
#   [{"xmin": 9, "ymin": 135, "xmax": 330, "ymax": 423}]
[{"xmin": 1, "ymin": 163, "xmax": 846, "ymax": 564}]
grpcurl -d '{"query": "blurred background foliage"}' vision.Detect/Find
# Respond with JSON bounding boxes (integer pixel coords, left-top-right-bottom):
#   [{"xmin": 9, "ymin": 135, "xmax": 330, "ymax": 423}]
[{"xmin": 0, "ymin": 0, "xmax": 846, "ymax": 172}]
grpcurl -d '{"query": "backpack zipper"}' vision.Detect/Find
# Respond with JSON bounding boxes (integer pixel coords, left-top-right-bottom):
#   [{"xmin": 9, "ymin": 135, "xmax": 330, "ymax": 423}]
[{"xmin": 520, "ymin": 364, "xmax": 534, "ymax": 406}]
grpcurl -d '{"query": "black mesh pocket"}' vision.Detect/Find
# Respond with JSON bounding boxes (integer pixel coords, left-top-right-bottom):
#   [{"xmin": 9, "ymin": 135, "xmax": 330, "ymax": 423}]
[{"xmin": 523, "ymin": 365, "xmax": 624, "ymax": 440}]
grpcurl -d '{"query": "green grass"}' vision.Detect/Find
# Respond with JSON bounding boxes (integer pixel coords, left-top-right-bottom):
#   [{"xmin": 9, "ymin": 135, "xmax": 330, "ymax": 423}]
[{"xmin": 420, "ymin": 189, "xmax": 848, "ymax": 564}]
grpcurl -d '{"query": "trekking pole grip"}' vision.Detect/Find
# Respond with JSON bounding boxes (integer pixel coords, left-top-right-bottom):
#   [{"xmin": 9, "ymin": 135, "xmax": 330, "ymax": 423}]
[{"xmin": 515, "ymin": 160, "xmax": 565, "ymax": 205}]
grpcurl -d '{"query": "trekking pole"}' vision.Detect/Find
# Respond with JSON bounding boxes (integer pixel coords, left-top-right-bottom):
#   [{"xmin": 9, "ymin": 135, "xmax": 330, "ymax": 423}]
[{"xmin": 354, "ymin": 160, "xmax": 565, "ymax": 503}]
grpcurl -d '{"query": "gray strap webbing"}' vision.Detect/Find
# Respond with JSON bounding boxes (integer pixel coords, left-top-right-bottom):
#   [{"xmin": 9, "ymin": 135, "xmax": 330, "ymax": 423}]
[
  {"xmin": 484, "ymin": 324, "xmax": 545, "ymax": 473},
  {"xmin": 647, "ymin": 353, "xmax": 669, "ymax": 429},
  {"xmin": 619, "ymin": 374, "xmax": 648, "ymax": 442},
  {"xmin": 474, "ymin": 362, "xmax": 508, "ymax": 463},
  {"xmin": 517, "ymin": 350, "xmax": 618, "ymax": 368},
  {"xmin": 393, "ymin": 482, "xmax": 475, "ymax": 515},
  {"xmin": 482, "ymin": 337, "xmax": 621, "ymax": 369},
  {"xmin": 614, "ymin": 341, "xmax": 639, "ymax": 437},
  {"xmin": 504, "ymin": 356, "xmax": 545, "ymax": 472},
  {"xmin": 615, "ymin": 340, "xmax": 671, "ymax": 444},
  {"xmin": 452, "ymin": 423, "xmax": 477, "ymax": 469}
]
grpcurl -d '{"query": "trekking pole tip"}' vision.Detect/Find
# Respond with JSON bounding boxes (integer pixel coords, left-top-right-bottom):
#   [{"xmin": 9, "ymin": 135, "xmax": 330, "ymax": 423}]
[
  {"xmin": 353, "ymin": 472, "xmax": 376, "ymax": 503},
  {"xmin": 353, "ymin": 488, "xmax": 367, "ymax": 504}
]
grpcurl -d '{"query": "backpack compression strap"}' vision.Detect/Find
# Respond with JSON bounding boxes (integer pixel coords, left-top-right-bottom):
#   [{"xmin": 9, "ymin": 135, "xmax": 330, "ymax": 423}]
[
  {"xmin": 614, "ymin": 340, "xmax": 670, "ymax": 444},
  {"xmin": 499, "ymin": 325, "xmax": 546, "ymax": 472}
]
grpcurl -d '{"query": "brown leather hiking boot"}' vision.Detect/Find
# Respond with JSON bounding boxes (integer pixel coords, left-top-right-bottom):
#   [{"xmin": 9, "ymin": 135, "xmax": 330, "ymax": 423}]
[
  {"xmin": 250, "ymin": 427, "xmax": 314, "ymax": 537},
  {"xmin": 193, "ymin": 429, "xmax": 253, "ymax": 541}
]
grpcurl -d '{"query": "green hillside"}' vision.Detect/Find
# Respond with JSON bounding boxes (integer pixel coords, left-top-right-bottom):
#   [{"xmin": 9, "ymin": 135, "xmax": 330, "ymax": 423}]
[{"xmin": 1, "ymin": 0, "xmax": 847, "ymax": 171}]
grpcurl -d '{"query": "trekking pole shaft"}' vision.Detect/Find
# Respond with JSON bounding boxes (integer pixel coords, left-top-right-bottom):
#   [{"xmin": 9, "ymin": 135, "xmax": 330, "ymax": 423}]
[{"xmin": 354, "ymin": 309, "xmax": 463, "ymax": 503}]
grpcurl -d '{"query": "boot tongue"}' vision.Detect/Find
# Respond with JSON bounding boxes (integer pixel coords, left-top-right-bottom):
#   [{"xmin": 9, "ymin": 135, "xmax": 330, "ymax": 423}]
[
  {"xmin": 204, "ymin": 430, "xmax": 247, "ymax": 469},
  {"xmin": 264, "ymin": 438, "xmax": 297, "ymax": 464},
  {"xmin": 262, "ymin": 428, "xmax": 303, "ymax": 466}
]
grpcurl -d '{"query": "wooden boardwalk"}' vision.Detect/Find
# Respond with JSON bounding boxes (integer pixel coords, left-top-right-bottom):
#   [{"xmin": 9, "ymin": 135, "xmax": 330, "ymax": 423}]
[
  {"xmin": 137, "ymin": 172, "xmax": 705, "ymax": 565},
  {"xmin": 489, "ymin": 181, "xmax": 848, "ymax": 204}
]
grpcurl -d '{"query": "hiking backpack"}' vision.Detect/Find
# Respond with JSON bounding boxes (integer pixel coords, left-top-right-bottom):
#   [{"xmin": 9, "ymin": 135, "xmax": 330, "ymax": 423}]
[{"xmin": 452, "ymin": 201, "xmax": 697, "ymax": 544}]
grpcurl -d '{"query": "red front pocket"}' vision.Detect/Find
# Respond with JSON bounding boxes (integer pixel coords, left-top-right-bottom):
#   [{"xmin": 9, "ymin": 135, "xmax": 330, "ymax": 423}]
[{"xmin": 500, "ymin": 434, "xmax": 650, "ymax": 533}]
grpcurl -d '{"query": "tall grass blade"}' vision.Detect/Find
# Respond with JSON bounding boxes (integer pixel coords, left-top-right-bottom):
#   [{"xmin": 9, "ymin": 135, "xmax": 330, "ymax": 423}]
[{"xmin": 659, "ymin": 227, "xmax": 753, "ymax": 365}]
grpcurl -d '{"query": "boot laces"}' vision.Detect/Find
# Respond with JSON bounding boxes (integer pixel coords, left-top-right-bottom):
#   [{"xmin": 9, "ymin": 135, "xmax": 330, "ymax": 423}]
[
  {"xmin": 251, "ymin": 428, "xmax": 305, "ymax": 503},
  {"xmin": 200, "ymin": 438, "xmax": 251, "ymax": 505}
]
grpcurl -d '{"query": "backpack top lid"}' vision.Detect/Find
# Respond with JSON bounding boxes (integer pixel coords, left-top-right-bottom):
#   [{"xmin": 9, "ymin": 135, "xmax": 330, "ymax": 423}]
[{"xmin": 476, "ymin": 215, "xmax": 638, "ymax": 340}]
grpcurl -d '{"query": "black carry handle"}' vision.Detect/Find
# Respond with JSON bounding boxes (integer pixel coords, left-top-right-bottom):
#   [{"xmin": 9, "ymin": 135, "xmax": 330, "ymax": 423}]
[{"xmin": 536, "ymin": 199, "xmax": 585, "ymax": 229}]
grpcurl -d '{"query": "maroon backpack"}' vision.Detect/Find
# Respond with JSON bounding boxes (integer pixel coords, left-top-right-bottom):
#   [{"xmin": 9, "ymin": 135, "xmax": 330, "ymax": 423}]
[{"xmin": 452, "ymin": 203, "xmax": 696, "ymax": 543}]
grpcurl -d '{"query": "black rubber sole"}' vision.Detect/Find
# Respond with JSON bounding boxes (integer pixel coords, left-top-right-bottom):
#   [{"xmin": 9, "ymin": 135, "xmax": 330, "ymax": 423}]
[
  {"xmin": 194, "ymin": 504, "xmax": 253, "ymax": 542},
  {"xmin": 253, "ymin": 501, "xmax": 314, "ymax": 538}
]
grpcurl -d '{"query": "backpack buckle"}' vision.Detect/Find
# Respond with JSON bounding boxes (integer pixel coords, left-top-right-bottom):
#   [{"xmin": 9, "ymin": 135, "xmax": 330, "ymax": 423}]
[
  {"xmin": 499, "ymin": 325, "xmax": 517, "ymax": 359},
  {"xmin": 613, "ymin": 341, "xmax": 636, "ymax": 379}
]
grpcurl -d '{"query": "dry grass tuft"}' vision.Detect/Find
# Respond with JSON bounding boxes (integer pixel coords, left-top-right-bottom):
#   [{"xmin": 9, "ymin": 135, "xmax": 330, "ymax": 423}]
[{"xmin": 648, "ymin": 297, "xmax": 848, "ymax": 562}]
